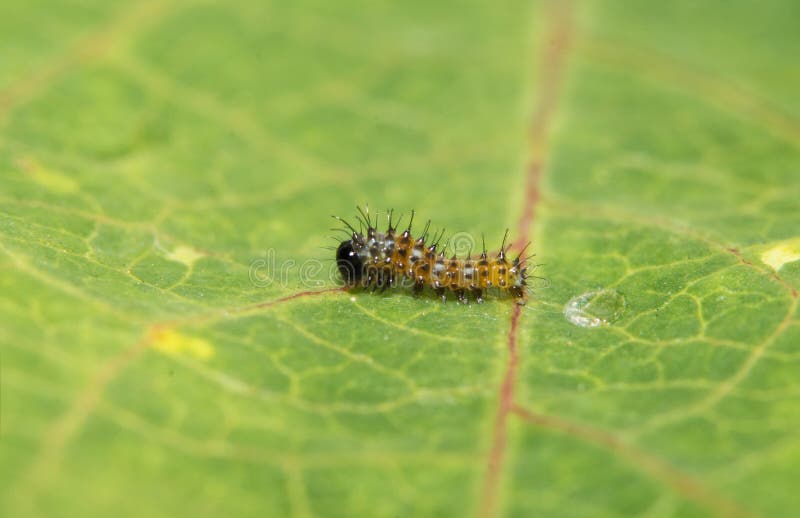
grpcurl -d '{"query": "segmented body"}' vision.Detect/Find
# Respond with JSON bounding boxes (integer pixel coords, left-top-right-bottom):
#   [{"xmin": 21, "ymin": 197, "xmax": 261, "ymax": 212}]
[{"xmin": 335, "ymin": 208, "xmax": 530, "ymax": 304}]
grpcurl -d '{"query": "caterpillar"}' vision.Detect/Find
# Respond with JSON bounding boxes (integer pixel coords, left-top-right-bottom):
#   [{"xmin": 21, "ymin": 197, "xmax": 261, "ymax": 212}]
[{"xmin": 333, "ymin": 206, "xmax": 533, "ymax": 304}]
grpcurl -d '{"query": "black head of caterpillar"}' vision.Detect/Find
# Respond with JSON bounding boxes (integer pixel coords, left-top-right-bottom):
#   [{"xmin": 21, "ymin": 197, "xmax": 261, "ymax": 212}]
[
  {"xmin": 335, "ymin": 240, "xmax": 363, "ymax": 285},
  {"xmin": 332, "ymin": 206, "xmax": 535, "ymax": 305}
]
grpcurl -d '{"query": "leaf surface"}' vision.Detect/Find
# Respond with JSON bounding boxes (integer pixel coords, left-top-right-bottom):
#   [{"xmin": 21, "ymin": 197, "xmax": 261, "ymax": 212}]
[{"xmin": 2, "ymin": 1, "xmax": 799, "ymax": 517}]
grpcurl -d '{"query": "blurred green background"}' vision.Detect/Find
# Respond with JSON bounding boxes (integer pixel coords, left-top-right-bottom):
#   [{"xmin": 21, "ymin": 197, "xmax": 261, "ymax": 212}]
[{"xmin": 1, "ymin": 1, "xmax": 799, "ymax": 517}]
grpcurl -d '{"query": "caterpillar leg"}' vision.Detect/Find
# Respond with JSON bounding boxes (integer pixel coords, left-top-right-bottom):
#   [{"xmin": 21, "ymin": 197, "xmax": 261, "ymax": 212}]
[
  {"xmin": 509, "ymin": 285, "xmax": 527, "ymax": 305},
  {"xmin": 412, "ymin": 280, "xmax": 425, "ymax": 297},
  {"xmin": 370, "ymin": 269, "xmax": 381, "ymax": 292},
  {"xmin": 363, "ymin": 268, "xmax": 375, "ymax": 290},
  {"xmin": 379, "ymin": 268, "xmax": 392, "ymax": 293},
  {"xmin": 434, "ymin": 287, "xmax": 446, "ymax": 302},
  {"xmin": 471, "ymin": 288, "xmax": 484, "ymax": 304},
  {"xmin": 454, "ymin": 288, "xmax": 468, "ymax": 304}
]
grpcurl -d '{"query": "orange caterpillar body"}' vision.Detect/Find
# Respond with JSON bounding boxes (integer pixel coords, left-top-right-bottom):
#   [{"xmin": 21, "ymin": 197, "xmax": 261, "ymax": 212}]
[{"xmin": 334, "ymin": 207, "xmax": 532, "ymax": 304}]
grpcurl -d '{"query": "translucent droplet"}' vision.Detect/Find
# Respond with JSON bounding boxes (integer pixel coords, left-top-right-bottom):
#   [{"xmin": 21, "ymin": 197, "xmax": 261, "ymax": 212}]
[{"xmin": 564, "ymin": 289, "xmax": 626, "ymax": 328}]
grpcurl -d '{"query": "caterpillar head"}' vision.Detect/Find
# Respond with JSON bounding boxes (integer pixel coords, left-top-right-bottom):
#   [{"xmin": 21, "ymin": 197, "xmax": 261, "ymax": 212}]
[{"xmin": 336, "ymin": 239, "xmax": 364, "ymax": 286}]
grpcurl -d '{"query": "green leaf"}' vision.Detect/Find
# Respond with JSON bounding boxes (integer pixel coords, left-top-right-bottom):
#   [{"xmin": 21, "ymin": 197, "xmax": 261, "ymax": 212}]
[{"xmin": 2, "ymin": 1, "xmax": 799, "ymax": 517}]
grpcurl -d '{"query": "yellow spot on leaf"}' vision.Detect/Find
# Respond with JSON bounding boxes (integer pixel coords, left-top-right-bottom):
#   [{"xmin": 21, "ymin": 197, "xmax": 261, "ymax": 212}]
[
  {"xmin": 19, "ymin": 158, "xmax": 78, "ymax": 194},
  {"xmin": 167, "ymin": 245, "xmax": 205, "ymax": 266},
  {"xmin": 150, "ymin": 328, "xmax": 214, "ymax": 360},
  {"xmin": 761, "ymin": 238, "xmax": 800, "ymax": 271}
]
